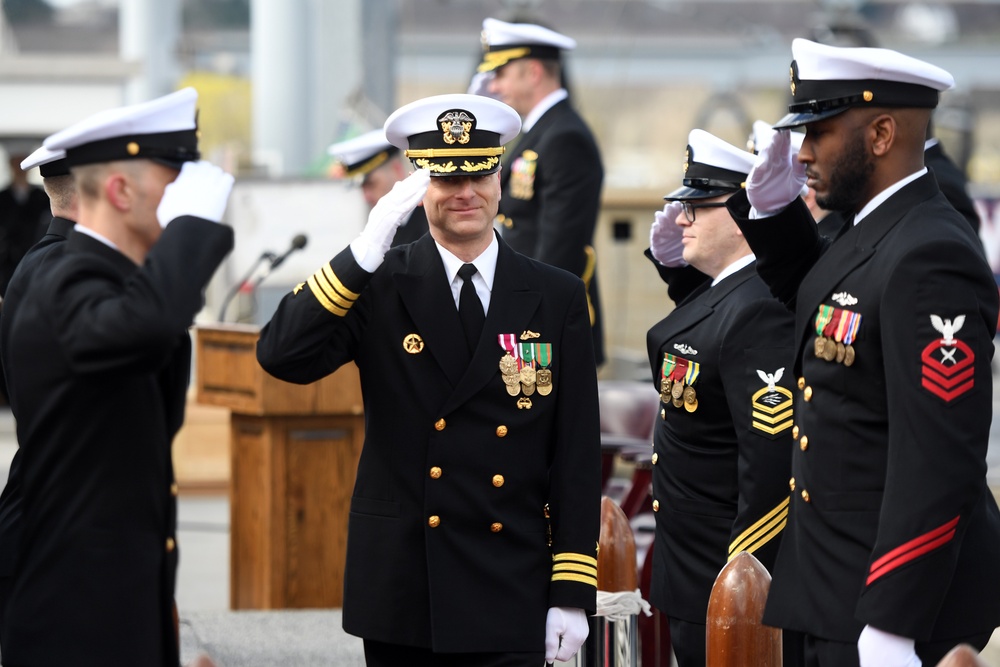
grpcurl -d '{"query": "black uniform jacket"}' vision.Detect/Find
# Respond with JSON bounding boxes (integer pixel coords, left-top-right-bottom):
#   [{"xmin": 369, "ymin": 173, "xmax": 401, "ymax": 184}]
[
  {"xmin": 925, "ymin": 143, "xmax": 981, "ymax": 234},
  {"xmin": 498, "ymin": 99, "xmax": 606, "ymax": 366},
  {"xmin": 0, "ymin": 186, "xmax": 49, "ymax": 296},
  {"xmin": 0, "ymin": 217, "xmax": 72, "ymax": 645},
  {"xmin": 645, "ymin": 262, "xmax": 795, "ymax": 623},
  {"xmin": 1, "ymin": 217, "xmax": 233, "ymax": 667},
  {"xmin": 257, "ymin": 233, "xmax": 601, "ymax": 653},
  {"xmin": 729, "ymin": 172, "xmax": 1000, "ymax": 643}
]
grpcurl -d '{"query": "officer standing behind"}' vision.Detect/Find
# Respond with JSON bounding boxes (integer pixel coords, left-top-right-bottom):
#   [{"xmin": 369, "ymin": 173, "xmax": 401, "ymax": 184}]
[
  {"xmin": 327, "ymin": 129, "xmax": 429, "ymax": 247},
  {"xmin": 478, "ymin": 18, "xmax": 606, "ymax": 367},
  {"xmin": 0, "ymin": 88, "xmax": 235, "ymax": 667},
  {"xmin": 257, "ymin": 93, "xmax": 600, "ymax": 667},
  {"xmin": 0, "ymin": 146, "xmax": 75, "ymax": 651},
  {"xmin": 924, "ymin": 120, "xmax": 981, "ymax": 234},
  {"xmin": 0, "ymin": 147, "xmax": 49, "ymax": 297},
  {"xmin": 728, "ymin": 39, "xmax": 1000, "ymax": 666},
  {"xmin": 645, "ymin": 129, "xmax": 796, "ymax": 667}
]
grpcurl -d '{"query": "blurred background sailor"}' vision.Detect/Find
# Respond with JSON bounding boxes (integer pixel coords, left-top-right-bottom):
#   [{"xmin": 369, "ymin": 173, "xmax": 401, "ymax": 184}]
[{"xmin": 327, "ymin": 129, "xmax": 428, "ymax": 247}]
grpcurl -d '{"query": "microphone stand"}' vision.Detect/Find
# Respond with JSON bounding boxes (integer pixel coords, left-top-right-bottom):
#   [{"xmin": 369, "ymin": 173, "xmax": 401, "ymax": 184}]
[{"xmin": 218, "ymin": 252, "xmax": 275, "ymax": 322}]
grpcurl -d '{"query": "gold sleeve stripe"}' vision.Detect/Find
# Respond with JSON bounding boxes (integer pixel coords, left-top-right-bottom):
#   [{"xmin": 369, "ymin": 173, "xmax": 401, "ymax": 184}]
[
  {"xmin": 553, "ymin": 553, "xmax": 598, "ymax": 567},
  {"xmin": 320, "ymin": 264, "xmax": 360, "ymax": 301},
  {"xmin": 553, "ymin": 563, "xmax": 598, "ymax": 577},
  {"xmin": 728, "ymin": 497, "xmax": 789, "ymax": 557},
  {"xmin": 729, "ymin": 518, "xmax": 787, "ymax": 561},
  {"xmin": 552, "ymin": 572, "xmax": 598, "ymax": 587},
  {"xmin": 307, "ymin": 276, "xmax": 349, "ymax": 317}
]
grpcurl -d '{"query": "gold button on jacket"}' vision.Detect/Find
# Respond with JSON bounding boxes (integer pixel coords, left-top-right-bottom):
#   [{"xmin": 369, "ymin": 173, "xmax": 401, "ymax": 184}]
[
  {"xmin": 496, "ymin": 425, "xmax": 508, "ymax": 437},
  {"xmin": 491, "ymin": 523, "xmax": 503, "ymax": 533},
  {"xmin": 492, "ymin": 475, "xmax": 505, "ymax": 488},
  {"xmin": 800, "ymin": 436, "xmax": 809, "ymax": 451},
  {"xmin": 434, "ymin": 419, "xmax": 446, "ymax": 431},
  {"xmin": 430, "ymin": 467, "xmax": 442, "ymax": 479},
  {"xmin": 166, "ymin": 537, "xmax": 176, "ymax": 552},
  {"xmin": 428, "ymin": 515, "xmax": 441, "ymax": 528},
  {"xmin": 804, "ymin": 386, "xmax": 813, "ymax": 402},
  {"xmin": 652, "ymin": 500, "xmax": 660, "ymax": 512}
]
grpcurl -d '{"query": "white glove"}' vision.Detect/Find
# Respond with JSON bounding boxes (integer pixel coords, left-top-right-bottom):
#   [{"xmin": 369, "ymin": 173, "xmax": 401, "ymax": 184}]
[
  {"xmin": 650, "ymin": 201, "xmax": 686, "ymax": 267},
  {"xmin": 544, "ymin": 606, "xmax": 589, "ymax": 663},
  {"xmin": 467, "ymin": 71, "xmax": 496, "ymax": 97},
  {"xmin": 350, "ymin": 168, "xmax": 430, "ymax": 272},
  {"xmin": 745, "ymin": 128, "xmax": 807, "ymax": 217},
  {"xmin": 156, "ymin": 160, "xmax": 234, "ymax": 228},
  {"xmin": 858, "ymin": 625, "xmax": 921, "ymax": 667}
]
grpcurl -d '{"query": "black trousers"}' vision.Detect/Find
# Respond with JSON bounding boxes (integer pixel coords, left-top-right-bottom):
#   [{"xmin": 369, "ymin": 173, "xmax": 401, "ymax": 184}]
[
  {"xmin": 802, "ymin": 631, "xmax": 994, "ymax": 667},
  {"xmin": 363, "ymin": 639, "xmax": 545, "ymax": 667},
  {"xmin": 667, "ymin": 617, "xmax": 704, "ymax": 667},
  {"xmin": 0, "ymin": 574, "xmax": 9, "ymax": 651}
]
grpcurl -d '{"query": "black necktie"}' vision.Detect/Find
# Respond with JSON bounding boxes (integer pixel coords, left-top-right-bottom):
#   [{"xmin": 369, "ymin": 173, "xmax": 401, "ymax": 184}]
[{"xmin": 458, "ymin": 263, "xmax": 484, "ymax": 355}]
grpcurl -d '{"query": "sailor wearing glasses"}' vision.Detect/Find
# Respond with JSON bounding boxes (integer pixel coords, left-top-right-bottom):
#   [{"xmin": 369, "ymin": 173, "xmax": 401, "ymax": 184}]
[{"xmin": 643, "ymin": 128, "xmax": 800, "ymax": 667}]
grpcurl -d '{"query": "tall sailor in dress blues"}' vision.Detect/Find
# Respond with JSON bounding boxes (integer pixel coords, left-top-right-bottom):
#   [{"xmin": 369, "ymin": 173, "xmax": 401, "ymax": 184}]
[
  {"xmin": 257, "ymin": 93, "xmax": 601, "ymax": 667},
  {"xmin": 644, "ymin": 129, "xmax": 798, "ymax": 667},
  {"xmin": 728, "ymin": 38, "xmax": 1000, "ymax": 666}
]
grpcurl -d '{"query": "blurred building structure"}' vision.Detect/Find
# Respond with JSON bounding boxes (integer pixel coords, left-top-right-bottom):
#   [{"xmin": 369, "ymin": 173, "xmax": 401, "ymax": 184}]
[{"xmin": 2, "ymin": 0, "xmax": 1000, "ymax": 371}]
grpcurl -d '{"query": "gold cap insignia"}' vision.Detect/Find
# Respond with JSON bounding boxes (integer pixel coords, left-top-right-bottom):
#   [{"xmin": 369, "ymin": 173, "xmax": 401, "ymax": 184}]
[
  {"xmin": 863, "ymin": 90, "xmax": 874, "ymax": 102},
  {"xmin": 126, "ymin": 141, "xmax": 140, "ymax": 156},
  {"xmin": 439, "ymin": 110, "xmax": 474, "ymax": 145}
]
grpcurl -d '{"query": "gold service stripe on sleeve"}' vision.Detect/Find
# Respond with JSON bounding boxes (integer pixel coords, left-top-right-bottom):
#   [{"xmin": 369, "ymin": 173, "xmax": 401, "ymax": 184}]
[{"xmin": 728, "ymin": 497, "xmax": 790, "ymax": 557}]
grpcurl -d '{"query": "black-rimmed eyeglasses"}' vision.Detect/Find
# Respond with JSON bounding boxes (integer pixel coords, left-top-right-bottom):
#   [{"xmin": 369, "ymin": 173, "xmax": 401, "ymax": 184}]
[{"xmin": 682, "ymin": 201, "xmax": 727, "ymax": 223}]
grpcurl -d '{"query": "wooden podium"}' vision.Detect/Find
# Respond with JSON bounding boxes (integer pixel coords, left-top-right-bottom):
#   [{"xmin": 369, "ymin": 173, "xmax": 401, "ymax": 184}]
[{"xmin": 194, "ymin": 324, "xmax": 364, "ymax": 610}]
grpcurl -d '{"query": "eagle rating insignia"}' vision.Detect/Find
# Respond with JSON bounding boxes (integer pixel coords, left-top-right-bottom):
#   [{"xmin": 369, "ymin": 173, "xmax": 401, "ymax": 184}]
[
  {"xmin": 751, "ymin": 368, "xmax": 793, "ymax": 436},
  {"xmin": 921, "ymin": 314, "xmax": 975, "ymax": 402}
]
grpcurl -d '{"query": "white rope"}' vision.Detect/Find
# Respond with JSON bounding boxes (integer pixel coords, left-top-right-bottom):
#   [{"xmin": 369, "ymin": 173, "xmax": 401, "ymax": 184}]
[{"xmin": 594, "ymin": 589, "xmax": 652, "ymax": 623}]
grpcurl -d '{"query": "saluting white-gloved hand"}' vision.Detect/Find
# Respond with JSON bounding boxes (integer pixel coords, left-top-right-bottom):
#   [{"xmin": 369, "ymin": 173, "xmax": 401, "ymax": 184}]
[
  {"xmin": 858, "ymin": 625, "xmax": 921, "ymax": 667},
  {"xmin": 544, "ymin": 606, "xmax": 589, "ymax": 664},
  {"xmin": 746, "ymin": 128, "xmax": 807, "ymax": 217},
  {"xmin": 467, "ymin": 71, "xmax": 496, "ymax": 97},
  {"xmin": 650, "ymin": 201, "xmax": 687, "ymax": 267},
  {"xmin": 156, "ymin": 160, "xmax": 235, "ymax": 228},
  {"xmin": 350, "ymin": 168, "xmax": 430, "ymax": 272}
]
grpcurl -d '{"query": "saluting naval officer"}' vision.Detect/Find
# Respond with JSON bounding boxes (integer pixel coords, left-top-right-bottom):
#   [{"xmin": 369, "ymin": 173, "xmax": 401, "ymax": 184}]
[
  {"xmin": 256, "ymin": 93, "xmax": 601, "ymax": 667},
  {"xmin": 727, "ymin": 39, "xmax": 1000, "ymax": 666},
  {"xmin": 328, "ymin": 129, "xmax": 429, "ymax": 247},
  {"xmin": 0, "ymin": 88, "xmax": 235, "ymax": 667},
  {"xmin": 0, "ymin": 146, "xmax": 75, "ymax": 651},
  {"xmin": 478, "ymin": 18, "xmax": 606, "ymax": 367},
  {"xmin": 645, "ymin": 129, "xmax": 797, "ymax": 667}
]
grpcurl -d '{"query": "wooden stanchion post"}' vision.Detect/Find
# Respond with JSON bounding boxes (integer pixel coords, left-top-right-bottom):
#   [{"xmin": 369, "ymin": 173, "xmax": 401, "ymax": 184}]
[
  {"xmin": 706, "ymin": 551, "xmax": 780, "ymax": 666},
  {"xmin": 585, "ymin": 496, "xmax": 641, "ymax": 667},
  {"xmin": 598, "ymin": 496, "xmax": 637, "ymax": 592}
]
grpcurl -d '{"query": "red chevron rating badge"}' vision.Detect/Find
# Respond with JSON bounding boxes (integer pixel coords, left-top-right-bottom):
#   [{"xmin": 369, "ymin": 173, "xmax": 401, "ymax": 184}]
[{"xmin": 921, "ymin": 314, "xmax": 975, "ymax": 402}]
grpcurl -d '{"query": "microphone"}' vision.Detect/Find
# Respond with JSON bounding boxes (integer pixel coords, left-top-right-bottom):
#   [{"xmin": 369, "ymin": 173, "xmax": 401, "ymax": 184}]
[
  {"xmin": 267, "ymin": 234, "xmax": 308, "ymax": 272},
  {"xmin": 217, "ymin": 235, "xmax": 306, "ymax": 322}
]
